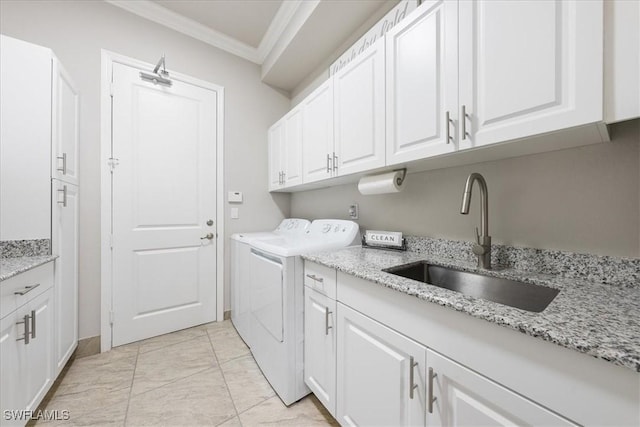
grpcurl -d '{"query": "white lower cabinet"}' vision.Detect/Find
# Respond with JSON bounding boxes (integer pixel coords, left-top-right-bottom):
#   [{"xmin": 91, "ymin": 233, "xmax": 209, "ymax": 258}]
[
  {"xmin": 304, "ymin": 287, "xmax": 336, "ymax": 416},
  {"xmin": 52, "ymin": 180, "xmax": 79, "ymax": 375},
  {"xmin": 0, "ymin": 269, "xmax": 54, "ymax": 427},
  {"xmin": 426, "ymin": 349, "xmax": 576, "ymax": 427},
  {"xmin": 336, "ymin": 302, "xmax": 426, "ymax": 427}
]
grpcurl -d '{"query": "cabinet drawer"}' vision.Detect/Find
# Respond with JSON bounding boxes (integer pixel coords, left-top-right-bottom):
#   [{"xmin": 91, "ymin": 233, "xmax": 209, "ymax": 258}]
[
  {"xmin": 1, "ymin": 262, "xmax": 54, "ymax": 320},
  {"xmin": 304, "ymin": 262, "xmax": 337, "ymax": 299}
]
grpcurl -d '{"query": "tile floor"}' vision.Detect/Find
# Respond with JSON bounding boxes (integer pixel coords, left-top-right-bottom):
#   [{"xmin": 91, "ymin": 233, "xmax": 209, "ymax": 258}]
[{"xmin": 35, "ymin": 321, "xmax": 338, "ymax": 426}]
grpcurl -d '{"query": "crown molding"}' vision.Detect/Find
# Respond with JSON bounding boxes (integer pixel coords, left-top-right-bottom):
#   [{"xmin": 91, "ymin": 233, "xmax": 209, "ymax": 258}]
[
  {"xmin": 105, "ymin": 0, "xmax": 260, "ymax": 64},
  {"xmin": 257, "ymin": 1, "xmax": 303, "ymax": 63}
]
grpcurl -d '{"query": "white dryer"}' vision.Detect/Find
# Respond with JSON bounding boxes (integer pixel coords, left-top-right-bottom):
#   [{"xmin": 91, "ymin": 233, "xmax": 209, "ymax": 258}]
[
  {"xmin": 249, "ymin": 219, "xmax": 360, "ymax": 405},
  {"xmin": 230, "ymin": 219, "xmax": 310, "ymax": 345}
]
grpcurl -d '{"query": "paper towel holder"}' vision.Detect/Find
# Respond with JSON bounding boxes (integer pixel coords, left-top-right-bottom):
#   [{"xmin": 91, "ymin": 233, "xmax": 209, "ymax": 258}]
[{"xmin": 394, "ymin": 168, "xmax": 407, "ymax": 186}]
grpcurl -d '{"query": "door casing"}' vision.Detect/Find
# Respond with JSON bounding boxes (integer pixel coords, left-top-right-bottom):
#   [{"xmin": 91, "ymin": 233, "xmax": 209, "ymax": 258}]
[{"xmin": 99, "ymin": 50, "xmax": 225, "ymax": 352}]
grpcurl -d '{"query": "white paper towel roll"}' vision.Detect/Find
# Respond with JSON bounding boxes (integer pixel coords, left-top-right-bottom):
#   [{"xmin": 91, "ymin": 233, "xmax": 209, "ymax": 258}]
[{"xmin": 358, "ymin": 171, "xmax": 405, "ymax": 195}]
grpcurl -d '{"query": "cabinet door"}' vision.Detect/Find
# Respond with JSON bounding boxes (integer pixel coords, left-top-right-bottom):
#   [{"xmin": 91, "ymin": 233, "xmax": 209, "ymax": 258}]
[
  {"xmin": 302, "ymin": 79, "xmax": 334, "ymax": 183},
  {"xmin": 386, "ymin": 0, "xmax": 458, "ymax": 165},
  {"xmin": 427, "ymin": 349, "xmax": 577, "ymax": 426},
  {"xmin": 52, "ymin": 58, "xmax": 79, "ymax": 185},
  {"xmin": 283, "ymin": 108, "xmax": 303, "ymax": 187},
  {"xmin": 25, "ymin": 288, "xmax": 54, "ymax": 412},
  {"xmin": 337, "ymin": 303, "xmax": 426, "ymax": 427},
  {"xmin": 52, "ymin": 180, "xmax": 79, "ymax": 375},
  {"xmin": 268, "ymin": 120, "xmax": 284, "ymax": 191},
  {"xmin": 1, "ymin": 310, "xmax": 28, "ymax": 426},
  {"xmin": 334, "ymin": 38, "xmax": 386, "ymax": 176},
  {"xmin": 304, "ymin": 287, "xmax": 336, "ymax": 416},
  {"xmin": 458, "ymin": 0, "xmax": 603, "ymax": 149},
  {"xmin": 0, "ymin": 35, "xmax": 52, "ymax": 241}
]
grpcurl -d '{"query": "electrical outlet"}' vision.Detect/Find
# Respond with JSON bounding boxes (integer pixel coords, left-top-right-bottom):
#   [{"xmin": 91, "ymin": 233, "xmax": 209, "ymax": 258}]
[{"xmin": 349, "ymin": 203, "xmax": 359, "ymax": 219}]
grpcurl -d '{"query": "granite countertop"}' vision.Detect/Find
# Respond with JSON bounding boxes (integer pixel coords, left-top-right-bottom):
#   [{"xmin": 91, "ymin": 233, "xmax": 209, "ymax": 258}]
[
  {"xmin": 302, "ymin": 247, "xmax": 640, "ymax": 372},
  {"xmin": 0, "ymin": 255, "xmax": 57, "ymax": 282}
]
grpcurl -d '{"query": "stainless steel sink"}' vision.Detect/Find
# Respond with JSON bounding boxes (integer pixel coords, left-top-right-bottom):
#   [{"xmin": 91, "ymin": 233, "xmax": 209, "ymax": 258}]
[{"xmin": 383, "ymin": 261, "xmax": 559, "ymax": 312}]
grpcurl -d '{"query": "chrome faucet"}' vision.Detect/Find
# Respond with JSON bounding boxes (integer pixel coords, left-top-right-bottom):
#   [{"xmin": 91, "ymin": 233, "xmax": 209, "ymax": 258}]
[{"xmin": 460, "ymin": 173, "xmax": 491, "ymax": 269}]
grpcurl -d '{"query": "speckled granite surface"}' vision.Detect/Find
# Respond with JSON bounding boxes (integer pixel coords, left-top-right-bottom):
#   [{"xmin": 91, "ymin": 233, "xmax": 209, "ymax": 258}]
[
  {"xmin": 302, "ymin": 246, "xmax": 640, "ymax": 372},
  {"xmin": 0, "ymin": 255, "xmax": 57, "ymax": 282},
  {"xmin": 0, "ymin": 239, "xmax": 51, "ymax": 258},
  {"xmin": 404, "ymin": 236, "xmax": 640, "ymax": 288}
]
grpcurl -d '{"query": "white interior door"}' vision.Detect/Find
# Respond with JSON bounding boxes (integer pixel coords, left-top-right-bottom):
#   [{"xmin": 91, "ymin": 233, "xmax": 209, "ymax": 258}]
[{"xmin": 111, "ymin": 62, "xmax": 218, "ymax": 346}]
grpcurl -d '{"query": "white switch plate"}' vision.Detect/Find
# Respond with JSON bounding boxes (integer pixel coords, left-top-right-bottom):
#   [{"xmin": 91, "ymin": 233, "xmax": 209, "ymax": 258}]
[
  {"xmin": 230, "ymin": 207, "xmax": 239, "ymax": 219},
  {"xmin": 228, "ymin": 191, "xmax": 243, "ymax": 203}
]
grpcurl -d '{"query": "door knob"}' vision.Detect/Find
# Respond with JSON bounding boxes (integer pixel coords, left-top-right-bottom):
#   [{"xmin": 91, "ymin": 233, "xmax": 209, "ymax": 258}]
[{"xmin": 201, "ymin": 233, "xmax": 214, "ymax": 240}]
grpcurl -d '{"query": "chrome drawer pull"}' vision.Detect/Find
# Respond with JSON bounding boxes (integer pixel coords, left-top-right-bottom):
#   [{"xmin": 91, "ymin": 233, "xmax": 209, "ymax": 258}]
[
  {"xmin": 305, "ymin": 274, "xmax": 324, "ymax": 283},
  {"xmin": 428, "ymin": 367, "xmax": 437, "ymax": 413},
  {"xmin": 30, "ymin": 309, "xmax": 36, "ymax": 339},
  {"xmin": 325, "ymin": 307, "xmax": 332, "ymax": 335},
  {"xmin": 409, "ymin": 356, "xmax": 418, "ymax": 399},
  {"xmin": 57, "ymin": 153, "xmax": 67, "ymax": 174},
  {"xmin": 16, "ymin": 313, "xmax": 31, "ymax": 344},
  {"xmin": 14, "ymin": 283, "xmax": 40, "ymax": 296},
  {"xmin": 326, "ymin": 154, "xmax": 331, "ymax": 173}
]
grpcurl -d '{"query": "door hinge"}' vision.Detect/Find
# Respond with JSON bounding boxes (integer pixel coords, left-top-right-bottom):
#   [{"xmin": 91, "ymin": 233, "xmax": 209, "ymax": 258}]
[
  {"xmin": 109, "ymin": 310, "xmax": 115, "ymax": 326},
  {"xmin": 108, "ymin": 157, "xmax": 120, "ymax": 172},
  {"xmin": 110, "ymin": 82, "xmax": 114, "ymax": 97},
  {"xmin": 109, "ymin": 234, "xmax": 113, "ymax": 249}
]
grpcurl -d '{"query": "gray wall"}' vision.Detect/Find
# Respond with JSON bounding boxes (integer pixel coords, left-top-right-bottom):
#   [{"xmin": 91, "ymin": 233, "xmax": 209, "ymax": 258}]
[
  {"xmin": 291, "ymin": 120, "xmax": 640, "ymax": 258},
  {"xmin": 0, "ymin": 0, "xmax": 291, "ymax": 339}
]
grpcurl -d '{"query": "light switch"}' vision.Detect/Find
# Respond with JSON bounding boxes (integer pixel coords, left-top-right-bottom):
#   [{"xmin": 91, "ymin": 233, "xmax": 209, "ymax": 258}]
[
  {"xmin": 228, "ymin": 191, "xmax": 243, "ymax": 203},
  {"xmin": 230, "ymin": 207, "xmax": 239, "ymax": 219}
]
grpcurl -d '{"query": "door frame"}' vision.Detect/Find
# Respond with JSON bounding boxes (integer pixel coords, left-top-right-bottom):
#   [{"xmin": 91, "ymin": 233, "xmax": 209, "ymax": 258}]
[{"xmin": 99, "ymin": 50, "xmax": 225, "ymax": 352}]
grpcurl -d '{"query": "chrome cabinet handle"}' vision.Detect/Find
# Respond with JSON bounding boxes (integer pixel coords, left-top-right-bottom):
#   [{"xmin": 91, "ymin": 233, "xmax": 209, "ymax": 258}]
[
  {"xmin": 461, "ymin": 105, "xmax": 468, "ymax": 140},
  {"xmin": 409, "ymin": 356, "xmax": 418, "ymax": 399},
  {"xmin": 14, "ymin": 283, "xmax": 40, "ymax": 296},
  {"xmin": 333, "ymin": 153, "xmax": 338, "ymax": 171},
  {"xmin": 282, "ymin": 171, "xmax": 286, "ymax": 183},
  {"xmin": 326, "ymin": 154, "xmax": 331, "ymax": 173},
  {"xmin": 445, "ymin": 111, "xmax": 452, "ymax": 144},
  {"xmin": 305, "ymin": 274, "xmax": 324, "ymax": 283},
  {"xmin": 16, "ymin": 313, "xmax": 31, "ymax": 344},
  {"xmin": 325, "ymin": 307, "xmax": 332, "ymax": 335},
  {"xmin": 30, "ymin": 309, "xmax": 36, "ymax": 339},
  {"xmin": 200, "ymin": 233, "xmax": 214, "ymax": 240},
  {"xmin": 57, "ymin": 153, "xmax": 67, "ymax": 174},
  {"xmin": 57, "ymin": 185, "xmax": 68, "ymax": 207},
  {"xmin": 428, "ymin": 367, "xmax": 437, "ymax": 413}
]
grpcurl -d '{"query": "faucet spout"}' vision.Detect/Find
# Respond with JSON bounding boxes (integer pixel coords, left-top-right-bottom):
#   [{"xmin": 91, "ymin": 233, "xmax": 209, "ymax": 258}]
[{"xmin": 460, "ymin": 173, "xmax": 491, "ymax": 269}]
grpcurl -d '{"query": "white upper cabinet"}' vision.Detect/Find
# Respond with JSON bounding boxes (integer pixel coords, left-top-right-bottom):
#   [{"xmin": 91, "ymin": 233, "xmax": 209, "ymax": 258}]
[
  {"xmin": 302, "ymin": 79, "xmax": 334, "ymax": 184},
  {"xmin": 52, "ymin": 59, "xmax": 80, "ymax": 185},
  {"xmin": 458, "ymin": 0, "xmax": 603, "ymax": 149},
  {"xmin": 268, "ymin": 108, "xmax": 303, "ymax": 191},
  {"xmin": 334, "ymin": 37, "xmax": 386, "ymax": 176},
  {"xmin": 283, "ymin": 108, "xmax": 303, "ymax": 187},
  {"xmin": 0, "ymin": 35, "xmax": 52, "ymax": 241},
  {"xmin": 268, "ymin": 119, "xmax": 284, "ymax": 191},
  {"xmin": 604, "ymin": 0, "xmax": 640, "ymax": 123},
  {"xmin": 386, "ymin": 0, "xmax": 459, "ymax": 165}
]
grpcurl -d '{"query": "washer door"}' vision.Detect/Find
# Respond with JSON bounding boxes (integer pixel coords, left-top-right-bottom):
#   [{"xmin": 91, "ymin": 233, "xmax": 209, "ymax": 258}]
[{"xmin": 250, "ymin": 249, "xmax": 284, "ymax": 342}]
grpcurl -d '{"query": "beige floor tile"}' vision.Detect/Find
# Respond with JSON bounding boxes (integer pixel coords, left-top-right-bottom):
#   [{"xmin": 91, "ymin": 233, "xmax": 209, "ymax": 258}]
[
  {"xmin": 137, "ymin": 325, "xmax": 208, "ymax": 354},
  {"xmin": 207, "ymin": 323, "xmax": 250, "ymax": 364},
  {"xmin": 216, "ymin": 416, "xmax": 242, "ymax": 427},
  {"xmin": 126, "ymin": 368, "xmax": 236, "ymax": 426},
  {"xmin": 36, "ymin": 387, "xmax": 129, "ymax": 426},
  {"xmin": 54, "ymin": 346, "xmax": 137, "ymax": 397},
  {"xmin": 131, "ymin": 337, "xmax": 217, "ymax": 396},
  {"xmin": 220, "ymin": 354, "xmax": 275, "ymax": 413},
  {"xmin": 238, "ymin": 395, "xmax": 337, "ymax": 426}
]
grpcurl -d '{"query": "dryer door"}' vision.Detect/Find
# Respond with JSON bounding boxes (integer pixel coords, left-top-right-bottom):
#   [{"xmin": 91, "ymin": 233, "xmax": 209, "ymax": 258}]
[{"xmin": 250, "ymin": 249, "xmax": 284, "ymax": 342}]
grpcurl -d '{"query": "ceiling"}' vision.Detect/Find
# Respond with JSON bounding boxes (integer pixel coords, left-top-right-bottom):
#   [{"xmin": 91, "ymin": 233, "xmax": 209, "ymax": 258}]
[{"xmin": 106, "ymin": 0, "xmax": 395, "ymax": 92}]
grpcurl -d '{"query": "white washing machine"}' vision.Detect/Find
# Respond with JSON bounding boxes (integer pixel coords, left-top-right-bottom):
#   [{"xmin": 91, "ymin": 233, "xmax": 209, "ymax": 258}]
[
  {"xmin": 230, "ymin": 219, "xmax": 310, "ymax": 346},
  {"xmin": 249, "ymin": 219, "xmax": 360, "ymax": 406}
]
